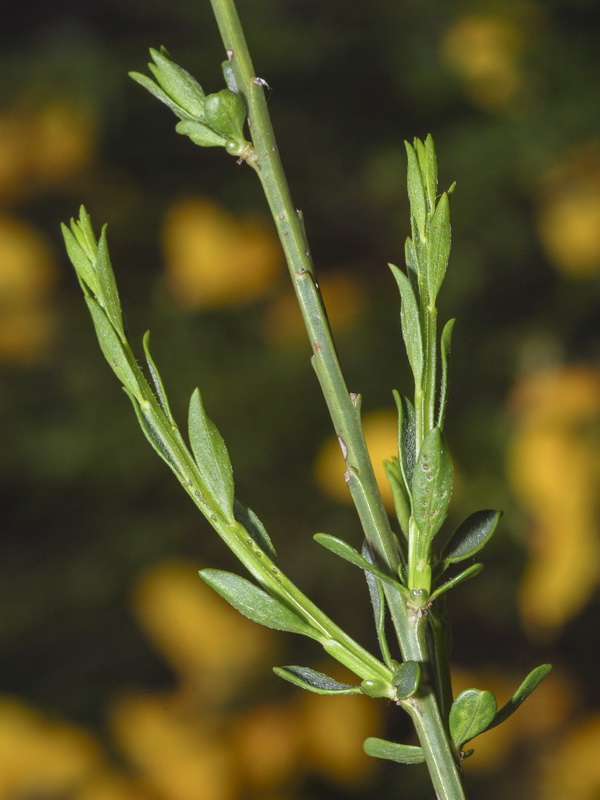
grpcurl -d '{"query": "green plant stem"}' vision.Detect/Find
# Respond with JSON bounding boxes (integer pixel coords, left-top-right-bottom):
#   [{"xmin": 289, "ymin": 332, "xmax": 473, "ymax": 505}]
[{"xmin": 208, "ymin": 2, "xmax": 467, "ymax": 798}]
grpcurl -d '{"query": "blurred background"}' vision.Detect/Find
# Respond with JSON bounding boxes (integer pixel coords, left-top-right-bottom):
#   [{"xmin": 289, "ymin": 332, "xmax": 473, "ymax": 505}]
[{"xmin": 1, "ymin": 0, "xmax": 600, "ymax": 798}]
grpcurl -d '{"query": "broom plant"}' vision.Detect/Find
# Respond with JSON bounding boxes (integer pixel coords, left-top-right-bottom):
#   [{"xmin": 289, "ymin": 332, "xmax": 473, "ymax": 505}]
[{"xmin": 61, "ymin": 1, "xmax": 551, "ymax": 797}]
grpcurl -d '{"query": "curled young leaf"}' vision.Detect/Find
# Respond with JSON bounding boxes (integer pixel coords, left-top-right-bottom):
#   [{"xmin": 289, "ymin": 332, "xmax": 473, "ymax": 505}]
[
  {"xmin": 405, "ymin": 140, "xmax": 427, "ymax": 240},
  {"xmin": 146, "ymin": 47, "xmax": 206, "ymax": 119},
  {"xmin": 274, "ymin": 665, "xmax": 361, "ymax": 695},
  {"xmin": 234, "ymin": 500, "xmax": 277, "ymax": 563}
]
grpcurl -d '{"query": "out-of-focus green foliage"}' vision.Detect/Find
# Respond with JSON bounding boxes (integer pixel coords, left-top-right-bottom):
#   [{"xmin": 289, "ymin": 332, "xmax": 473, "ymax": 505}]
[{"xmin": 1, "ymin": 1, "xmax": 600, "ymax": 798}]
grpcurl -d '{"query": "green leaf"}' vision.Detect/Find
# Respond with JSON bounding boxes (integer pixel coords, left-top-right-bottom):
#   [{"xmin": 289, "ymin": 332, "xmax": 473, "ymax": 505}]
[
  {"xmin": 405, "ymin": 140, "xmax": 427, "ymax": 240},
  {"xmin": 429, "ymin": 563, "xmax": 483, "ymax": 603},
  {"xmin": 392, "ymin": 660, "xmax": 421, "ymax": 699},
  {"xmin": 437, "ymin": 317, "xmax": 455, "ymax": 429},
  {"xmin": 142, "ymin": 331, "xmax": 175, "ymax": 423},
  {"xmin": 362, "ymin": 542, "xmax": 394, "ymax": 667},
  {"xmin": 61, "ymin": 223, "xmax": 99, "ymax": 297},
  {"xmin": 411, "ymin": 427, "xmax": 453, "ymax": 540},
  {"xmin": 442, "ymin": 510, "xmax": 502, "ymax": 565},
  {"xmin": 175, "ymin": 120, "xmax": 227, "ymax": 148},
  {"xmin": 234, "ymin": 500, "xmax": 277, "ymax": 563},
  {"xmin": 449, "ymin": 688, "xmax": 497, "ymax": 749},
  {"xmin": 313, "ymin": 533, "xmax": 396, "ymax": 585},
  {"xmin": 204, "ymin": 89, "xmax": 246, "ymax": 141},
  {"xmin": 427, "ymin": 192, "xmax": 451, "ymax": 302},
  {"xmin": 84, "ymin": 297, "xmax": 141, "ymax": 398},
  {"xmin": 485, "ymin": 664, "xmax": 552, "ymax": 732},
  {"xmin": 364, "ymin": 737, "xmax": 425, "ymax": 765},
  {"xmin": 199, "ymin": 569, "xmax": 319, "ymax": 639},
  {"xmin": 274, "ymin": 666, "xmax": 361, "ymax": 695},
  {"xmin": 393, "ymin": 390, "xmax": 417, "ymax": 489},
  {"xmin": 147, "ymin": 47, "xmax": 206, "ymax": 119},
  {"xmin": 188, "ymin": 388, "xmax": 234, "ymax": 518},
  {"xmin": 420, "ymin": 134, "xmax": 438, "ymax": 211},
  {"xmin": 360, "ymin": 679, "xmax": 395, "ymax": 699},
  {"xmin": 221, "ymin": 59, "xmax": 239, "ymax": 93},
  {"xmin": 129, "ymin": 71, "xmax": 188, "ymax": 119},
  {"xmin": 389, "ymin": 265, "xmax": 423, "ymax": 386},
  {"xmin": 404, "ymin": 236, "xmax": 419, "ymax": 284},
  {"xmin": 384, "ymin": 458, "xmax": 410, "ymax": 535},
  {"xmin": 127, "ymin": 391, "xmax": 187, "ymax": 482},
  {"xmin": 96, "ymin": 227, "xmax": 124, "ymax": 334}
]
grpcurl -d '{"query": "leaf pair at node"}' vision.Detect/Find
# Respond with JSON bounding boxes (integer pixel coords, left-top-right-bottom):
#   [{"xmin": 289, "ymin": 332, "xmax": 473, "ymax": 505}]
[{"xmin": 130, "ymin": 48, "xmax": 250, "ymax": 155}]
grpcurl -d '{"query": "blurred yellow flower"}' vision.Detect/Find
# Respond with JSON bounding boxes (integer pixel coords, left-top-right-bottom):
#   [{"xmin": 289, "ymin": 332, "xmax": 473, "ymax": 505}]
[
  {"xmin": 162, "ymin": 197, "xmax": 282, "ymax": 308},
  {"xmin": 314, "ymin": 409, "xmax": 397, "ymax": 511},
  {"xmin": 0, "ymin": 215, "xmax": 57, "ymax": 361},
  {"xmin": 537, "ymin": 143, "xmax": 600, "ymax": 276},
  {"xmin": 29, "ymin": 100, "xmax": 96, "ymax": 183},
  {"xmin": 109, "ymin": 692, "xmax": 237, "ymax": 800},
  {"xmin": 0, "ymin": 100, "xmax": 95, "ymax": 199},
  {"xmin": 0, "ymin": 697, "xmax": 106, "ymax": 798},
  {"xmin": 297, "ymin": 685, "xmax": 380, "ymax": 786},
  {"xmin": 507, "ymin": 366, "xmax": 600, "ymax": 637},
  {"xmin": 263, "ymin": 270, "xmax": 367, "ymax": 347},
  {"xmin": 131, "ymin": 561, "xmax": 275, "ymax": 700},
  {"xmin": 230, "ymin": 701, "xmax": 301, "ymax": 790},
  {"xmin": 536, "ymin": 713, "xmax": 600, "ymax": 799},
  {"xmin": 441, "ymin": 15, "xmax": 524, "ymax": 110}
]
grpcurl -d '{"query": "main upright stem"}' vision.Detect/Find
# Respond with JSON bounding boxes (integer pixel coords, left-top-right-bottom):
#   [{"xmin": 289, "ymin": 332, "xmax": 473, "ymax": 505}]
[{"xmin": 208, "ymin": 2, "xmax": 467, "ymax": 797}]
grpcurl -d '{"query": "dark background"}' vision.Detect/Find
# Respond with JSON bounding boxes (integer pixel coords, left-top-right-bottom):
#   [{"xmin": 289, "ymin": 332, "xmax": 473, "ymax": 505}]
[{"xmin": 1, "ymin": 0, "xmax": 600, "ymax": 798}]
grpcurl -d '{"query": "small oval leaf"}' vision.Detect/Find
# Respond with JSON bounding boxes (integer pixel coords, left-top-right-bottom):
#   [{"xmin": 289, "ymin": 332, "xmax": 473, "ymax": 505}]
[
  {"xmin": 274, "ymin": 665, "xmax": 361, "ymax": 695},
  {"xmin": 364, "ymin": 737, "xmax": 425, "ymax": 765},
  {"xmin": 200, "ymin": 569, "xmax": 319, "ymax": 639},
  {"xmin": 392, "ymin": 660, "xmax": 421, "ymax": 699},
  {"xmin": 411, "ymin": 427, "xmax": 453, "ymax": 539},
  {"xmin": 175, "ymin": 120, "xmax": 227, "ymax": 147},
  {"xmin": 449, "ymin": 688, "xmax": 497, "ymax": 749},
  {"xmin": 204, "ymin": 89, "xmax": 246, "ymax": 141},
  {"xmin": 443, "ymin": 510, "xmax": 502, "ymax": 565},
  {"xmin": 389, "ymin": 265, "xmax": 424, "ymax": 386}
]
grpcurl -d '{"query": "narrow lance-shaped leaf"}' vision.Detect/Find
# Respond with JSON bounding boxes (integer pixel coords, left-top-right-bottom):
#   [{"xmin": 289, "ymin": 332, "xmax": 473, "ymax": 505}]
[
  {"xmin": 420, "ymin": 134, "xmax": 438, "ymax": 211},
  {"xmin": 200, "ymin": 569, "xmax": 320, "ymax": 639},
  {"xmin": 188, "ymin": 388, "xmax": 235, "ymax": 518},
  {"xmin": 426, "ymin": 192, "xmax": 451, "ymax": 303},
  {"xmin": 61, "ymin": 223, "xmax": 99, "ymax": 297},
  {"xmin": 484, "ymin": 664, "xmax": 552, "ymax": 732},
  {"xmin": 442, "ymin": 510, "xmax": 502, "ymax": 566},
  {"xmin": 384, "ymin": 458, "xmax": 411, "ymax": 536},
  {"xmin": 449, "ymin": 688, "xmax": 497, "ymax": 750},
  {"xmin": 234, "ymin": 500, "xmax": 277, "ymax": 563},
  {"xmin": 411, "ymin": 427, "xmax": 453, "ymax": 540},
  {"xmin": 142, "ymin": 331, "xmax": 175, "ymax": 423},
  {"xmin": 362, "ymin": 541, "xmax": 394, "ymax": 667},
  {"xmin": 96, "ymin": 227, "xmax": 124, "ymax": 335},
  {"xmin": 146, "ymin": 47, "xmax": 206, "ymax": 119},
  {"xmin": 405, "ymin": 140, "xmax": 427, "ymax": 240},
  {"xmin": 84, "ymin": 297, "xmax": 142, "ymax": 399},
  {"xmin": 274, "ymin": 666, "xmax": 361, "ymax": 695},
  {"xmin": 429, "ymin": 563, "xmax": 483, "ymax": 603},
  {"xmin": 364, "ymin": 737, "xmax": 425, "ymax": 765},
  {"xmin": 393, "ymin": 390, "xmax": 417, "ymax": 490},
  {"xmin": 129, "ymin": 71, "xmax": 187, "ymax": 118},
  {"xmin": 389, "ymin": 265, "xmax": 423, "ymax": 387},
  {"xmin": 313, "ymin": 533, "xmax": 398, "ymax": 586},
  {"xmin": 437, "ymin": 317, "xmax": 455, "ymax": 429}
]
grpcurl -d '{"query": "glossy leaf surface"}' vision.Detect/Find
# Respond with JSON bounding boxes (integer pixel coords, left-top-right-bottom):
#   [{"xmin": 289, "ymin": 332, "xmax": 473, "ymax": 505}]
[
  {"xmin": 274, "ymin": 665, "xmax": 361, "ymax": 694},
  {"xmin": 449, "ymin": 688, "xmax": 497, "ymax": 749}
]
